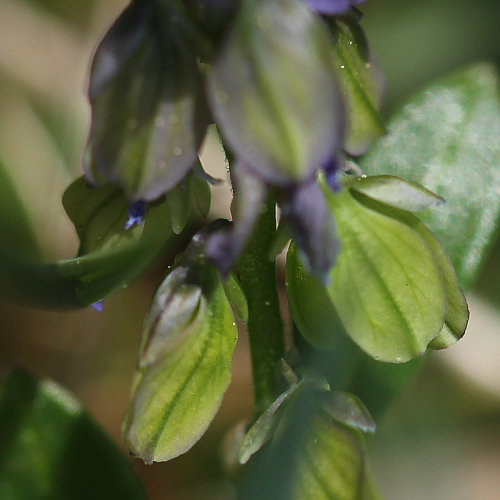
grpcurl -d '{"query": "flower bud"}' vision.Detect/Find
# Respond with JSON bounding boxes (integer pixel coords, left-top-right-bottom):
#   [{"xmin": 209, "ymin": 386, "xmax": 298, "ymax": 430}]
[
  {"xmin": 123, "ymin": 229, "xmax": 238, "ymax": 463},
  {"xmin": 85, "ymin": 0, "xmax": 209, "ymax": 201},
  {"xmin": 208, "ymin": 0, "xmax": 344, "ymax": 187}
]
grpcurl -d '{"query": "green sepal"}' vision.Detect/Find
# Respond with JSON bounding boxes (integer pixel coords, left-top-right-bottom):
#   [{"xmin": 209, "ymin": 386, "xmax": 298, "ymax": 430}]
[
  {"xmin": 166, "ymin": 168, "xmax": 211, "ymax": 235},
  {"xmin": 208, "ymin": 0, "xmax": 343, "ymax": 185},
  {"xmin": 318, "ymin": 391, "xmax": 375, "ymax": 434},
  {"xmin": 346, "ymin": 174, "xmax": 444, "ymax": 212},
  {"xmin": 290, "ymin": 413, "xmax": 381, "ymax": 500},
  {"xmin": 327, "ymin": 16, "xmax": 385, "ymax": 155},
  {"xmin": 323, "ymin": 186, "xmax": 447, "ymax": 363},
  {"xmin": 0, "ymin": 368, "xmax": 147, "ymax": 500},
  {"xmin": 85, "ymin": 0, "xmax": 209, "ymax": 201},
  {"xmin": 363, "ymin": 199, "xmax": 469, "ymax": 350},
  {"xmin": 123, "ymin": 252, "xmax": 238, "ymax": 463},
  {"xmin": 222, "ymin": 273, "xmax": 249, "ymax": 323},
  {"xmin": 239, "ymin": 383, "xmax": 302, "ymax": 465}
]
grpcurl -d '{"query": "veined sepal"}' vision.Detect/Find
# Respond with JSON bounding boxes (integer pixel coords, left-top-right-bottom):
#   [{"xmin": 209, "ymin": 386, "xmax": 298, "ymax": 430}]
[
  {"xmin": 85, "ymin": 0, "xmax": 209, "ymax": 202},
  {"xmin": 123, "ymin": 230, "xmax": 238, "ymax": 463},
  {"xmin": 207, "ymin": 0, "xmax": 344, "ymax": 186},
  {"xmin": 286, "ymin": 177, "xmax": 468, "ymax": 362}
]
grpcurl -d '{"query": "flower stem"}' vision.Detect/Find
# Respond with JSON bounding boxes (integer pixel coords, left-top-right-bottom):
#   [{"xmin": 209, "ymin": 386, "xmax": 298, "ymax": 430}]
[{"xmin": 237, "ymin": 196, "xmax": 285, "ymax": 416}]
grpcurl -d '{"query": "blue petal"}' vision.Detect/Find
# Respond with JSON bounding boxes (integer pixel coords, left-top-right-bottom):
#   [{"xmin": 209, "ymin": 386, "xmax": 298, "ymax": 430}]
[
  {"xmin": 125, "ymin": 200, "xmax": 146, "ymax": 230},
  {"xmin": 282, "ymin": 178, "xmax": 340, "ymax": 283},
  {"xmin": 91, "ymin": 300, "xmax": 104, "ymax": 313},
  {"xmin": 323, "ymin": 157, "xmax": 343, "ymax": 192},
  {"xmin": 306, "ymin": 0, "xmax": 366, "ymax": 15},
  {"xmin": 206, "ymin": 162, "xmax": 267, "ymax": 277}
]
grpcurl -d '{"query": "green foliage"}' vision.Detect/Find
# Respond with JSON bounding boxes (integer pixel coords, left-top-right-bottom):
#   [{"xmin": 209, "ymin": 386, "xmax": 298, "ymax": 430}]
[
  {"xmin": 0, "ymin": 368, "xmax": 146, "ymax": 500},
  {"xmin": 362, "ymin": 63, "xmax": 500, "ymax": 289}
]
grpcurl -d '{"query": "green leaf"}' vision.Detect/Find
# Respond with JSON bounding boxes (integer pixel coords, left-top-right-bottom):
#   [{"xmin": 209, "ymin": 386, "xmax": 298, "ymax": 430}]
[
  {"xmin": 318, "ymin": 391, "xmax": 375, "ymax": 434},
  {"xmin": 239, "ymin": 383, "xmax": 301, "ymax": 465},
  {"xmin": 0, "ymin": 171, "xmax": 192, "ymax": 309},
  {"xmin": 123, "ymin": 262, "xmax": 238, "ymax": 463},
  {"xmin": 361, "ymin": 63, "xmax": 500, "ymax": 289},
  {"xmin": 0, "ymin": 368, "xmax": 147, "ymax": 500},
  {"xmin": 346, "ymin": 174, "xmax": 444, "ymax": 212},
  {"xmin": 328, "ymin": 17, "xmax": 385, "ymax": 155},
  {"xmin": 222, "ymin": 273, "xmax": 248, "ymax": 324},
  {"xmin": 324, "ymin": 187, "xmax": 447, "ymax": 363}
]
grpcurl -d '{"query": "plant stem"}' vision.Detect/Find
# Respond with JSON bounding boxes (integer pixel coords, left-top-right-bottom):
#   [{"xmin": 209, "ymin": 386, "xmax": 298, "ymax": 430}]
[{"xmin": 237, "ymin": 196, "xmax": 285, "ymax": 416}]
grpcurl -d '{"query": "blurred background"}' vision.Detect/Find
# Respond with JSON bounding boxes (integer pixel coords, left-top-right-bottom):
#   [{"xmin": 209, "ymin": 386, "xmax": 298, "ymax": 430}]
[{"xmin": 0, "ymin": 0, "xmax": 499, "ymax": 498}]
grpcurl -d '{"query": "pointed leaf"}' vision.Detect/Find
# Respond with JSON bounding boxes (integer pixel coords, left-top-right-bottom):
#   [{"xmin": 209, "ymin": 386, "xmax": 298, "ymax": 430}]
[
  {"xmin": 324, "ymin": 187, "xmax": 446, "ymax": 362},
  {"xmin": 346, "ymin": 174, "xmax": 444, "ymax": 212},
  {"xmin": 0, "ymin": 368, "xmax": 147, "ymax": 500},
  {"xmin": 123, "ymin": 264, "xmax": 238, "ymax": 463},
  {"xmin": 361, "ymin": 63, "xmax": 500, "ymax": 289}
]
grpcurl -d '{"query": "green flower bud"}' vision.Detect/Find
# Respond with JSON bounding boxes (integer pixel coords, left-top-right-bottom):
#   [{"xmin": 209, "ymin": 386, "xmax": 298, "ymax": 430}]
[
  {"xmin": 123, "ymin": 230, "xmax": 238, "ymax": 463},
  {"xmin": 85, "ymin": 0, "xmax": 209, "ymax": 201},
  {"xmin": 208, "ymin": 0, "xmax": 344, "ymax": 186}
]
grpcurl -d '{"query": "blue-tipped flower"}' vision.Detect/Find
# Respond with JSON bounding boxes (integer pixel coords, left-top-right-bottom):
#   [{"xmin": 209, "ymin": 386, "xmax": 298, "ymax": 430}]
[
  {"xmin": 306, "ymin": 0, "xmax": 367, "ymax": 15},
  {"xmin": 91, "ymin": 300, "xmax": 104, "ymax": 313},
  {"xmin": 125, "ymin": 200, "xmax": 146, "ymax": 230}
]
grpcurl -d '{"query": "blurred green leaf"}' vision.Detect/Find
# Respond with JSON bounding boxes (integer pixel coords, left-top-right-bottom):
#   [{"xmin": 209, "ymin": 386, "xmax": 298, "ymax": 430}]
[
  {"xmin": 328, "ymin": 16, "xmax": 385, "ymax": 155},
  {"xmin": 123, "ymin": 263, "xmax": 238, "ymax": 463},
  {"xmin": 324, "ymin": 187, "xmax": 446, "ymax": 363},
  {"xmin": 361, "ymin": 63, "xmax": 500, "ymax": 289},
  {"xmin": 0, "ymin": 169, "xmax": 194, "ymax": 309},
  {"xmin": 0, "ymin": 368, "xmax": 147, "ymax": 500}
]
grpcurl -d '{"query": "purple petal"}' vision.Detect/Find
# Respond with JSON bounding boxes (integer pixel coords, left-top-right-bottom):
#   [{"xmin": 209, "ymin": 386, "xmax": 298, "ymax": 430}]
[
  {"xmin": 323, "ymin": 157, "xmax": 343, "ymax": 192},
  {"xmin": 281, "ymin": 178, "xmax": 340, "ymax": 282},
  {"xmin": 306, "ymin": 0, "xmax": 366, "ymax": 15},
  {"xmin": 91, "ymin": 300, "xmax": 104, "ymax": 313},
  {"xmin": 125, "ymin": 200, "xmax": 146, "ymax": 230},
  {"xmin": 206, "ymin": 162, "xmax": 267, "ymax": 277}
]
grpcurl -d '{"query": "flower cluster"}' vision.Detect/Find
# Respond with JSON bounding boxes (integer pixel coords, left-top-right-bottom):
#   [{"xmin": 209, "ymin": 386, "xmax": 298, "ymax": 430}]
[{"xmin": 84, "ymin": 0, "xmax": 370, "ymax": 282}]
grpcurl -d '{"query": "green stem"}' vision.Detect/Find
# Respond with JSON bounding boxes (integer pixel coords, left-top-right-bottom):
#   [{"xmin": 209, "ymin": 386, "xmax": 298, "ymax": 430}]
[{"xmin": 237, "ymin": 196, "xmax": 285, "ymax": 416}]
